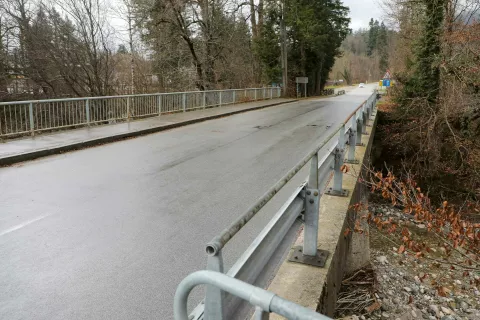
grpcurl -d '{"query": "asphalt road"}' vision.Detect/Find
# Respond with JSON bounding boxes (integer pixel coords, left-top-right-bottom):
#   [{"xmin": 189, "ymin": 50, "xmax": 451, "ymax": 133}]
[{"xmin": 0, "ymin": 86, "xmax": 375, "ymax": 320}]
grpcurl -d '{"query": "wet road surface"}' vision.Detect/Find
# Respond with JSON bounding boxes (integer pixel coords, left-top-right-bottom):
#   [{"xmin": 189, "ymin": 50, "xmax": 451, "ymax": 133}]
[{"xmin": 0, "ymin": 87, "xmax": 374, "ymax": 319}]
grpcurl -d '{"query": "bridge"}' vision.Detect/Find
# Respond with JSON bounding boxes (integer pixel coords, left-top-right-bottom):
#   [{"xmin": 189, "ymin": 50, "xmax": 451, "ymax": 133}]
[{"xmin": 0, "ymin": 85, "xmax": 378, "ymax": 320}]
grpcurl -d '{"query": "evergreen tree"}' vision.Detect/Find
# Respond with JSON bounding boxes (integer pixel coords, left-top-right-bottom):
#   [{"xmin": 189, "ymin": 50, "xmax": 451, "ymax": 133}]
[{"xmin": 377, "ymin": 22, "xmax": 389, "ymax": 73}]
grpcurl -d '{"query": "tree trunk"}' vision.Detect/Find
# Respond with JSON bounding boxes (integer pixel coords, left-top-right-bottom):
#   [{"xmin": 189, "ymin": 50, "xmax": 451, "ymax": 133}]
[{"xmin": 250, "ymin": 0, "xmax": 257, "ymax": 39}]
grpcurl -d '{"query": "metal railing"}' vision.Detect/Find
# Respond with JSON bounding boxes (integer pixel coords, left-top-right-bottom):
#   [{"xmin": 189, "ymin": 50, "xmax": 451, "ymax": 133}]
[
  {"xmin": 182, "ymin": 91, "xmax": 378, "ymax": 320},
  {"xmin": 0, "ymin": 87, "xmax": 281, "ymax": 138},
  {"xmin": 174, "ymin": 271, "xmax": 332, "ymax": 320}
]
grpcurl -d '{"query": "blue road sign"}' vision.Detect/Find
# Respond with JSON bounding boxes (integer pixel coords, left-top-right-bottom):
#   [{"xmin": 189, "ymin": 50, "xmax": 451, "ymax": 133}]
[{"xmin": 383, "ymin": 79, "xmax": 391, "ymax": 87}]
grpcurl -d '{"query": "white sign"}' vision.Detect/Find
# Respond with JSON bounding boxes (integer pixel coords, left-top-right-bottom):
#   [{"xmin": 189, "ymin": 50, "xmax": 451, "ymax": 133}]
[
  {"xmin": 296, "ymin": 77, "xmax": 308, "ymax": 84},
  {"xmin": 383, "ymin": 70, "xmax": 391, "ymax": 80}
]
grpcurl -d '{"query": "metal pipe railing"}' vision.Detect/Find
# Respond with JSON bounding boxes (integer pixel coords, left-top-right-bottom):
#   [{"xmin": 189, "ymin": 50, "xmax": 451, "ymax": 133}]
[
  {"xmin": 0, "ymin": 87, "xmax": 282, "ymax": 137},
  {"xmin": 174, "ymin": 271, "xmax": 332, "ymax": 320}
]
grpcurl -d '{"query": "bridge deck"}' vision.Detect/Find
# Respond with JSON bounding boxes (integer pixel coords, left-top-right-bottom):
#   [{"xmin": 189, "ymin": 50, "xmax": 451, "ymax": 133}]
[{"xmin": 0, "ymin": 86, "xmax": 375, "ymax": 320}]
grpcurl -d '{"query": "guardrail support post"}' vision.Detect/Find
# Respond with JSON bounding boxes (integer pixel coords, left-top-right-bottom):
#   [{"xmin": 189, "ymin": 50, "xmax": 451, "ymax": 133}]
[
  {"xmin": 362, "ymin": 106, "xmax": 368, "ymax": 134},
  {"xmin": 182, "ymin": 93, "xmax": 186, "ymax": 112},
  {"xmin": 203, "ymin": 91, "xmax": 206, "ymax": 109},
  {"xmin": 304, "ymin": 153, "xmax": 319, "ymax": 256},
  {"xmin": 356, "ymin": 115, "xmax": 364, "ymax": 146},
  {"xmin": 85, "ymin": 99, "xmax": 90, "ymax": 126},
  {"xmin": 232, "ymin": 90, "xmax": 236, "ymax": 104},
  {"xmin": 263, "ymin": 87, "xmax": 266, "ymax": 100},
  {"xmin": 254, "ymin": 89, "xmax": 257, "ymax": 101},
  {"xmin": 270, "ymin": 87, "xmax": 273, "ymax": 99},
  {"xmin": 219, "ymin": 91, "xmax": 222, "ymax": 107},
  {"xmin": 29, "ymin": 102, "xmax": 35, "ymax": 136},
  {"xmin": 346, "ymin": 115, "xmax": 358, "ymax": 164},
  {"xmin": 326, "ymin": 125, "xmax": 348, "ymax": 197},
  {"xmin": 288, "ymin": 153, "xmax": 329, "ymax": 267},
  {"xmin": 205, "ymin": 252, "xmax": 225, "ymax": 320}
]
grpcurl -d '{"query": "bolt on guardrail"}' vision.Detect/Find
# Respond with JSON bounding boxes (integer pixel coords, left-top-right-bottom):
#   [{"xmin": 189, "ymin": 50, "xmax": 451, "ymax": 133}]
[
  {"xmin": 185, "ymin": 91, "xmax": 378, "ymax": 320},
  {"xmin": 0, "ymin": 87, "xmax": 281, "ymax": 138}
]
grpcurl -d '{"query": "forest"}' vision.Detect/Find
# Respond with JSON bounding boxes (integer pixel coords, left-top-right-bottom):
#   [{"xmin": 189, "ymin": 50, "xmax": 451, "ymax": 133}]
[{"xmin": 0, "ymin": 0, "xmax": 351, "ymax": 100}]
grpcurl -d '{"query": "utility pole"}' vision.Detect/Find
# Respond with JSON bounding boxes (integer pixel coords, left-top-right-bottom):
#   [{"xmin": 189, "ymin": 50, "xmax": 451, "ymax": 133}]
[{"xmin": 280, "ymin": 0, "xmax": 288, "ymax": 96}]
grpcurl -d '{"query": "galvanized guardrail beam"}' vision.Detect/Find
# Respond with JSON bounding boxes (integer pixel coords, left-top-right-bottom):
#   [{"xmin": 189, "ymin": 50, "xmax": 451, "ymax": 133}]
[{"xmin": 187, "ymin": 91, "xmax": 378, "ymax": 320}]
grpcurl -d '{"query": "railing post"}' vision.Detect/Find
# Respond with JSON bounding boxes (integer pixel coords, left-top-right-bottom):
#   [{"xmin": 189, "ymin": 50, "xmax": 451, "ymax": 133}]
[
  {"xmin": 362, "ymin": 106, "xmax": 368, "ymax": 134},
  {"xmin": 85, "ymin": 99, "xmax": 91, "ymax": 126},
  {"xmin": 346, "ymin": 115, "xmax": 358, "ymax": 163},
  {"xmin": 303, "ymin": 153, "xmax": 320, "ymax": 256},
  {"xmin": 28, "ymin": 102, "xmax": 35, "ymax": 136},
  {"xmin": 254, "ymin": 307, "xmax": 270, "ymax": 320},
  {"xmin": 326, "ymin": 125, "xmax": 348, "ymax": 197},
  {"xmin": 263, "ymin": 87, "xmax": 266, "ymax": 100},
  {"xmin": 182, "ymin": 93, "xmax": 186, "ymax": 112},
  {"xmin": 356, "ymin": 112, "xmax": 363, "ymax": 146},
  {"xmin": 232, "ymin": 90, "xmax": 236, "ymax": 104},
  {"xmin": 244, "ymin": 88, "xmax": 247, "ymax": 101},
  {"xmin": 205, "ymin": 251, "xmax": 225, "ymax": 320},
  {"xmin": 254, "ymin": 89, "xmax": 257, "ymax": 101},
  {"xmin": 219, "ymin": 91, "xmax": 222, "ymax": 107},
  {"xmin": 158, "ymin": 94, "xmax": 162, "ymax": 116},
  {"xmin": 126, "ymin": 96, "xmax": 130, "ymax": 121},
  {"xmin": 270, "ymin": 87, "xmax": 273, "ymax": 99},
  {"xmin": 203, "ymin": 91, "xmax": 206, "ymax": 109}
]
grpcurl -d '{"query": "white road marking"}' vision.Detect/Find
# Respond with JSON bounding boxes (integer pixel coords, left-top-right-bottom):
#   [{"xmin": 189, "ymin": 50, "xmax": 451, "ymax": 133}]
[{"xmin": 0, "ymin": 214, "xmax": 51, "ymax": 237}]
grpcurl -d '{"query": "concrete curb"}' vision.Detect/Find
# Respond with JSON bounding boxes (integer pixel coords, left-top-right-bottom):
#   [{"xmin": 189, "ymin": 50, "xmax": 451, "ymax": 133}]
[{"xmin": 0, "ymin": 99, "xmax": 297, "ymax": 166}]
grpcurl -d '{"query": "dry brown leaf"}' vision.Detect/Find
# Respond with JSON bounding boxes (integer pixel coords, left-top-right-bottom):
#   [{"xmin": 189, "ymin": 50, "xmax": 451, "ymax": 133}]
[{"xmin": 365, "ymin": 301, "xmax": 381, "ymax": 314}]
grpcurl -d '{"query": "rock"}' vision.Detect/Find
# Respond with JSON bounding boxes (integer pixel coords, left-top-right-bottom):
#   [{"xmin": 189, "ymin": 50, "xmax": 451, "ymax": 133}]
[
  {"xmin": 454, "ymin": 280, "xmax": 462, "ymax": 285},
  {"xmin": 428, "ymin": 317, "xmax": 436, "ymax": 320},
  {"xmin": 441, "ymin": 306, "xmax": 453, "ymax": 315},
  {"xmin": 417, "ymin": 224, "xmax": 426, "ymax": 229},
  {"xmin": 411, "ymin": 285, "xmax": 419, "ymax": 294},
  {"xmin": 388, "ymin": 290, "xmax": 394, "ymax": 296},
  {"xmin": 440, "ymin": 316, "xmax": 454, "ymax": 320},
  {"xmin": 403, "ymin": 287, "xmax": 412, "ymax": 293},
  {"xmin": 448, "ymin": 301, "xmax": 456, "ymax": 309},
  {"xmin": 428, "ymin": 305, "xmax": 440, "ymax": 316},
  {"xmin": 420, "ymin": 287, "xmax": 426, "ymax": 294},
  {"xmin": 377, "ymin": 256, "xmax": 388, "ymax": 264},
  {"xmin": 415, "ymin": 276, "xmax": 421, "ymax": 283},
  {"xmin": 465, "ymin": 308, "xmax": 474, "ymax": 314},
  {"xmin": 381, "ymin": 312, "xmax": 389, "ymax": 319}
]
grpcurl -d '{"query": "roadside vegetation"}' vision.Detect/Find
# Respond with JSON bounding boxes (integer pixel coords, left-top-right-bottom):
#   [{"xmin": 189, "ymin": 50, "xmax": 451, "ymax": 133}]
[{"xmin": 335, "ymin": 1, "xmax": 480, "ymax": 319}]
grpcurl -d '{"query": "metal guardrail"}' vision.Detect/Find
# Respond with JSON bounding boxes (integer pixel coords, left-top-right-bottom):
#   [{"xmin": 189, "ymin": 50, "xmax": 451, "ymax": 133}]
[
  {"xmin": 181, "ymin": 91, "xmax": 378, "ymax": 320},
  {"xmin": 174, "ymin": 271, "xmax": 332, "ymax": 320},
  {"xmin": 0, "ymin": 87, "xmax": 281, "ymax": 137}
]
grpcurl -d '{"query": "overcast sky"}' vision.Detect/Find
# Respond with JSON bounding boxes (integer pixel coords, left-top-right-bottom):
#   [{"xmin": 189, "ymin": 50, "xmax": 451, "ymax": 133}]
[
  {"xmin": 110, "ymin": 0, "xmax": 384, "ymax": 44},
  {"xmin": 342, "ymin": 0, "xmax": 384, "ymax": 30}
]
